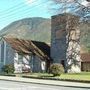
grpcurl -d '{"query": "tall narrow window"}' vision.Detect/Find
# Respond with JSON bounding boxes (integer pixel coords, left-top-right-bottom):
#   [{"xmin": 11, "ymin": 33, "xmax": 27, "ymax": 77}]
[
  {"xmin": 1, "ymin": 41, "xmax": 4, "ymax": 62},
  {"xmin": 18, "ymin": 54, "xmax": 23, "ymax": 64}
]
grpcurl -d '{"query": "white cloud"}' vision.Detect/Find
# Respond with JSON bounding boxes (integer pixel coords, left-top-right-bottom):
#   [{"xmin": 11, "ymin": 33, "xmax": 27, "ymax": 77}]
[{"xmin": 25, "ymin": 0, "xmax": 35, "ymax": 5}]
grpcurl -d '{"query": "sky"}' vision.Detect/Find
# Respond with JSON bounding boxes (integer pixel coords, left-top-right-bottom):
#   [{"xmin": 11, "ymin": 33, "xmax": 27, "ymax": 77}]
[
  {"xmin": 0, "ymin": 0, "xmax": 89, "ymax": 30},
  {"xmin": 0, "ymin": 0, "xmax": 52, "ymax": 30}
]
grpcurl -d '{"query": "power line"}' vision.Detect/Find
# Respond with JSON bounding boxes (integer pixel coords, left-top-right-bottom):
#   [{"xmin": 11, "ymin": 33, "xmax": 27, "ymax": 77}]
[
  {"xmin": 0, "ymin": 1, "xmax": 24, "ymax": 12},
  {"xmin": 0, "ymin": 0, "xmax": 47, "ymax": 20},
  {"xmin": 0, "ymin": 1, "xmax": 49, "ymax": 23},
  {"xmin": 0, "ymin": 0, "xmax": 38, "ymax": 17},
  {"xmin": 0, "ymin": 0, "xmax": 38, "ymax": 14}
]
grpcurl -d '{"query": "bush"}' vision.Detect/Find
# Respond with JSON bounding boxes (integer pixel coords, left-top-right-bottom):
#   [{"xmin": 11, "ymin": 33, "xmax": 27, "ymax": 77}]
[
  {"xmin": 2, "ymin": 64, "xmax": 15, "ymax": 74},
  {"xmin": 50, "ymin": 63, "xmax": 64, "ymax": 76}
]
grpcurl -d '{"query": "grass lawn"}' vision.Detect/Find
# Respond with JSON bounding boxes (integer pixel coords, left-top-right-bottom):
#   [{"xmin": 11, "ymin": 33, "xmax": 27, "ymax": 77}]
[
  {"xmin": 60, "ymin": 72, "xmax": 90, "ymax": 81},
  {"xmin": 1, "ymin": 72, "xmax": 90, "ymax": 82},
  {"xmin": 21, "ymin": 72, "xmax": 90, "ymax": 82}
]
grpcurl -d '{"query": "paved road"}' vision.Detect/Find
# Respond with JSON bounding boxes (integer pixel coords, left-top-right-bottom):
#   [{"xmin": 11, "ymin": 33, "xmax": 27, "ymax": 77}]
[{"xmin": 0, "ymin": 80, "xmax": 89, "ymax": 90}]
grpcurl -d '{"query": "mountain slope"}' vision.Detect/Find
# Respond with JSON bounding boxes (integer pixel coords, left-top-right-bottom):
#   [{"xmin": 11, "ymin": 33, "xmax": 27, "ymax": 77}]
[
  {"xmin": 0, "ymin": 17, "xmax": 90, "ymax": 52},
  {"xmin": 0, "ymin": 17, "xmax": 51, "ymax": 43}
]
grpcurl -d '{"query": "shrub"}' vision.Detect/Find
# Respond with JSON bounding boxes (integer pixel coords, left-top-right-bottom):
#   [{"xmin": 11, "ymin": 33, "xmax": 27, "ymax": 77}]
[
  {"xmin": 50, "ymin": 63, "xmax": 64, "ymax": 76},
  {"xmin": 2, "ymin": 64, "xmax": 15, "ymax": 74}
]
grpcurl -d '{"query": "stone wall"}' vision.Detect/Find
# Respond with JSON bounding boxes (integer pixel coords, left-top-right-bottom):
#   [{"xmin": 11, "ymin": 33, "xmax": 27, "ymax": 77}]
[{"xmin": 51, "ymin": 14, "xmax": 81, "ymax": 73}]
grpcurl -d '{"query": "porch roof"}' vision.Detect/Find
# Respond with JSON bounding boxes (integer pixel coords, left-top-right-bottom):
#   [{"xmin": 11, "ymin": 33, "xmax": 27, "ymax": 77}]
[{"xmin": 4, "ymin": 38, "xmax": 51, "ymax": 61}]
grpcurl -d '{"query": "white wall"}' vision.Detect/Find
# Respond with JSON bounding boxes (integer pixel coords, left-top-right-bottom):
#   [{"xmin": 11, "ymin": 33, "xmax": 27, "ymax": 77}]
[
  {"xmin": 14, "ymin": 54, "xmax": 31, "ymax": 73},
  {"xmin": 14, "ymin": 52, "xmax": 22, "ymax": 73}
]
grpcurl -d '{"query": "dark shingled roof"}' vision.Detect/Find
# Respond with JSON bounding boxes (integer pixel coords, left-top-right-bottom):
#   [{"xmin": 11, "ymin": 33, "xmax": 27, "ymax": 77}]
[{"xmin": 4, "ymin": 38, "xmax": 51, "ymax": 61}]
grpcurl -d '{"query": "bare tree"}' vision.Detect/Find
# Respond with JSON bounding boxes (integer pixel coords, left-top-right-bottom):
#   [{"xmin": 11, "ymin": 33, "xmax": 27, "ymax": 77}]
[
  {"xmin": 50, "ymin": 0, "xmax": 90, "ymax": 72},
  {"xmin": 51, "ymin": 0, "xmax": 90, "ymax": 22}
]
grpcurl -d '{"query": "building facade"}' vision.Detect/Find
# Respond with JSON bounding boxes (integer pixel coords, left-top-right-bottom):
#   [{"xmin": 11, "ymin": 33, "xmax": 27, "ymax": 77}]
[
  {"xmin": 0, "ymin": 38, "xmax": 51, "ymax": 73},
  {"xmin": 51, "ymin": 14, "xmax": 81, "ymax": 73}
]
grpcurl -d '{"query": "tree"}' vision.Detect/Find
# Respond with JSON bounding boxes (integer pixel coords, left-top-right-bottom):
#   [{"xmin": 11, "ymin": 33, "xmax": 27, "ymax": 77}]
[
  {"xmin": 50, "ymin": 0, "xmax": 90, "ymax": 73},
  {"xmin": 51, "ymin": 0, "xmax": 90, "ymax": 22}
]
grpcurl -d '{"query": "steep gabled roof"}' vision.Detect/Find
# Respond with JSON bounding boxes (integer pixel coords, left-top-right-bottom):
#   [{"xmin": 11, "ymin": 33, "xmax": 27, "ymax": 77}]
[{"xmin": 4, "ymin": 38, "xmax": 51, "ymax": 61}]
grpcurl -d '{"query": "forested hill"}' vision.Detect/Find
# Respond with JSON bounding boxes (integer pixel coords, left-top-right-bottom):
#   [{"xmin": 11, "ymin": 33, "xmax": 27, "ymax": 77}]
[{"xmin": 0, "ymin": 17, "xmax": 89, "ymax": 52}]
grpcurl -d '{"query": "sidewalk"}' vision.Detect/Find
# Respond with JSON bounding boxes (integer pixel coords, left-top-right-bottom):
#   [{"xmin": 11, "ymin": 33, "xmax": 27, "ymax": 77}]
[{"xmin": 0, "ymin": 76, "xmax": 90, "ymax": 88}]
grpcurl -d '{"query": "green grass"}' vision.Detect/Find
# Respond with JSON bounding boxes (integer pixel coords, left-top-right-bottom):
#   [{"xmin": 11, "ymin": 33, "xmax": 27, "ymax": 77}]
[
  {"xmin": 60, "ymin": 72, "xmax": 90, "ymax": 81},
  {"xmin": 21, "ymin": 72, "xmax": 90, "ymax": 81},
  {"xmin": 0, "ymin": 72, "xmax": 90, "ymax": 82}
]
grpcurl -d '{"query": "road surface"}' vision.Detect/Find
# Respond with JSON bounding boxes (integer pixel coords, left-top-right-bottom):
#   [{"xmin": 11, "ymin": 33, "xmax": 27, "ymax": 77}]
[{"xmin": 0, "ymin": 80, "xmax": 89, "ymax": 90}]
